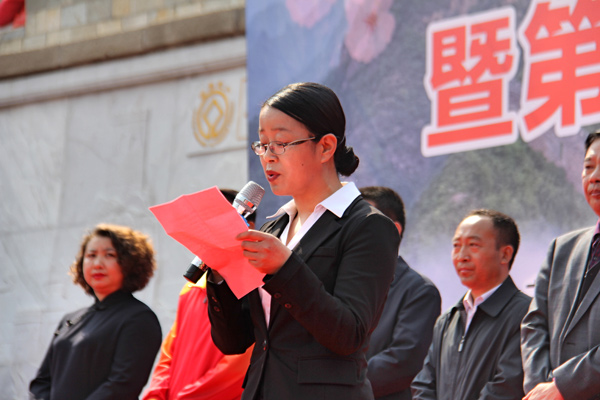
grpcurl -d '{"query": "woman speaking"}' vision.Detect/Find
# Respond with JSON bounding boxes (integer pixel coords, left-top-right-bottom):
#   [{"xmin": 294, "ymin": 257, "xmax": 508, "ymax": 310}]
[{"xmin": 206, "ymin": 82, "xmax": 399, "ymax": 400}]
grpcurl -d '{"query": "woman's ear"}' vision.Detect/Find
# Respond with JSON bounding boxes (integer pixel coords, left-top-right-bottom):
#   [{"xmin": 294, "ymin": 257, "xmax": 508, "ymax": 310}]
[{"xmin": 319, "ymin": 133, "xmax": 337, "ymax": 164}]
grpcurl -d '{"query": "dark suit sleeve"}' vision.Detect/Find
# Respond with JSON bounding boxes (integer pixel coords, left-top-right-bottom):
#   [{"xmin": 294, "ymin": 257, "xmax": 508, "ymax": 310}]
[
  {"xmin": 520, "ymin": 239, "xmax": 555, "ymax": 393},
  {"xmin": 411, "ymin": 316, "xmax": 443, "ymax": 400},
  {"xmin": 367, "ymin": 282, "xmax": 441, "ymax": 397},
  {"xmin": 86, "ymin": 310, "xmax": 162, "ymax": 400},
  {"xmin": 263, "ymin": 212, "xmax": 399, "ymax": 355},
  {"xmin": 207, "ymin": 273, "xmax": 255, "ymax": 355},
  {"xmin": 552, "ymin": 345, "xmax": 600, "ymax": 399}
]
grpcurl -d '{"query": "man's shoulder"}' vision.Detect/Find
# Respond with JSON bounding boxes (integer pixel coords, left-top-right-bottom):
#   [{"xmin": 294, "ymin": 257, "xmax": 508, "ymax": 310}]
[
  {"xmin": 555, "ymin": 226, "xmax": 595, "ymax": 244},
  {"xmin": 405, "ymin": 266, "xmax": 439, "ymax": 292},
  {"xmin": 396, "ymin": 260, "xmax": 440, "ymax": 296},
  {"xmin": 506, "ymin": 290, "xmax": 533, "ymax": 314}
]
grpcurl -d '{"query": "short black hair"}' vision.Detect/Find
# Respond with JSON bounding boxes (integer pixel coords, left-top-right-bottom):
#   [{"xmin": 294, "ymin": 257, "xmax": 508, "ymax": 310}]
[
  {"xmin": 359, "ymin": 186, "xmax": 405, "ymax": 246},
  {"xmin": 585, "ymin": 129, "xmax": 600, "ymax": 152},
  {"xmin": 464, "ymin": 209, "xmax": 520, "ymax": 269}
]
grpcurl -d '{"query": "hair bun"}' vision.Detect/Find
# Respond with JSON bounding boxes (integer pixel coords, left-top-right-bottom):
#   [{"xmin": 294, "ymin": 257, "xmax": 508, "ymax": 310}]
[{"xmin": 336, "ymin": 145, "xmax": 359, "ymax": 176}]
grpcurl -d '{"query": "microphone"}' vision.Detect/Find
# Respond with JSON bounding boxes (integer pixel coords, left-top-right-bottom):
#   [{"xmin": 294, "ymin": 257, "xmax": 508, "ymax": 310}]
[{"xmin": 183, "ymin": 181, "xmax": 265, "ymax": 283}]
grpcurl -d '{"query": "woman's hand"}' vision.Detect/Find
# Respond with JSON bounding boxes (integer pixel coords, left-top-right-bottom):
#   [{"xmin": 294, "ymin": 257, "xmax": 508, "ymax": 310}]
[{"xmin": 236, "ymin": 230, "xmax": 292, "ymax": 275}]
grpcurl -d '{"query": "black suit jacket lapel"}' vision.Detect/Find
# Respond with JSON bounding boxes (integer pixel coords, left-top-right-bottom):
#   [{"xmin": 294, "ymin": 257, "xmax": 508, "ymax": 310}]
[{"xmin": 291, "ymin": 210, "xmax": 342, "ymax": 260}]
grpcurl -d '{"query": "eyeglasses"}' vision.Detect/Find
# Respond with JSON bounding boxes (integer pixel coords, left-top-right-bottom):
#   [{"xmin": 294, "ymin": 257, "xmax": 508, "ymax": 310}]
[{"xmin": 251, "ymin": 137, "xmax": 317, "ymax": 156}]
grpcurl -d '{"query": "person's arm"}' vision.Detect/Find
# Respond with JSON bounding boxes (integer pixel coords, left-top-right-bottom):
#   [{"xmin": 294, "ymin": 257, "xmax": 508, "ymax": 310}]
[
  {"xmin": 143, "ymin": 282, "xmax": 197, "ymax": 400},
  {"xmin": 411, "ymin": 317, "xmax": 443, "ymax": 400},
  {"xmin": 550, "ymin": 345, "xmax": 600, "ymax": 399},
  {"xmin": 141, "ymin": 320, "xmax": 178, "ymax": 400},
  {"xmin": 86, "ymin": 310, "xmax": 162, "ymax": 400},
  {"xmin": 367, "ymin": 282, "xmax": 441, "ymax": 397},
  {"xmin": 176, "ymin": 345, "xmax": 253, "ymax": 400},
  {"xmin": 521, "ymin": 239, "xmax": 555, "ymax": 393},
  {"xmin": 206, "ymin": 272, "xmax": 255, "ymax": 355}
]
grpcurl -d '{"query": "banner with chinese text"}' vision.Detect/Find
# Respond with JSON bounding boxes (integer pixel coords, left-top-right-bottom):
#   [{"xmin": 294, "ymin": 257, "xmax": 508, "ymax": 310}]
[{"xmin": 247, "ymin": 0, "xmax": 600, "ymax": 305}]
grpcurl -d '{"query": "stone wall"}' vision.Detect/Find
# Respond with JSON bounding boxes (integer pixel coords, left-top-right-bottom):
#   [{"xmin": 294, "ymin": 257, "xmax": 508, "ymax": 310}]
[
  {"xmin": 0, "ymin": 0, "xmax": 245, "ymax": 78},
  {"xmin": 0, "ymin": 1, "xmax": 250, "ymax": 397},
  {"xmin": 0, "ymin": 35, "xmax": 249, "ymax": 398}
]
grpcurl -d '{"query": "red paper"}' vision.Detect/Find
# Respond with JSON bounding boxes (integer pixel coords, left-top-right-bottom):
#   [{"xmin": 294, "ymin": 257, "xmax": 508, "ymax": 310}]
[{"xmin": 149, "ymin": 186, "xmax": 265, "ymax": 298}]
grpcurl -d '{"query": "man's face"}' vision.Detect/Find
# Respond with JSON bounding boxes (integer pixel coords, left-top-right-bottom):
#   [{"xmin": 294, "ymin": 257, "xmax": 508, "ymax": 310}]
[
  {"xmin": 452, "ymin": 215, "xmax": 511, "ymax": 298},
  {"xmin": 583, "ymin": 139, "xmax": 600, "ymax": 217}
]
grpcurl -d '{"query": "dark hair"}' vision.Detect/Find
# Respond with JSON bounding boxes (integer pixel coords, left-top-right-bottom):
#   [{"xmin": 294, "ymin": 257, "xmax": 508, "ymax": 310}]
[
  {"xmin": 359, "ymin": 186, "xmax": 405, "ymax": 245},
  {"xmin": 585, "ymin": 129, "xmax": 600, "ymax": 152},
  {"xmin": 220, "ymin": 188, "xmax": 256, "ymax": 223},
  {"xmin": 263, "ymin": 82, "xmax": 359, "ymax": 176},
  {"xmin": 465, "ymin": 209, "xmax": 520, "ymax": 269},
  {"xmin": 70, "ymin": 224, "xmax": 156, "ymax": 296}
]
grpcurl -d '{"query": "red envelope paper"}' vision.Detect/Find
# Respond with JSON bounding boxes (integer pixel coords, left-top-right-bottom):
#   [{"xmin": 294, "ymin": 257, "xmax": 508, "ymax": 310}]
[{"xmin": 149, "ymin": 186, "xmax": 265, "ymax": 298}]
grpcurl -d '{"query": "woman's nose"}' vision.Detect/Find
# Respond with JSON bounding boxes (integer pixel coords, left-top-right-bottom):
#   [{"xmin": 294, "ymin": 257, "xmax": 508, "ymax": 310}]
[
  {"xmin": 263, "ymin": 147, "xmax": 278, "ymax": 161},
  {"xmin": 92, "ymin": 256, "xmax": 105, "ymax": 267}
]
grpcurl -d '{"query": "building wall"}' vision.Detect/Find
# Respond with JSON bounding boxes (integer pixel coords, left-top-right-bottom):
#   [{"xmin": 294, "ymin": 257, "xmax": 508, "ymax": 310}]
[
  {"xmin": 0, "ymin": 0, "xmax": 245, "ymax": 78},
  {"xmin": 0, "ymin": 1, "xmax": 249, "ymax": 398}
]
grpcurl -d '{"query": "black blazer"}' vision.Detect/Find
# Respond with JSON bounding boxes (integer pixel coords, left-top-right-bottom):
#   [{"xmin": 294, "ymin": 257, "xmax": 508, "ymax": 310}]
[
  {"xmin": 366, "ymin": 257, "xmax": 441, "ymax": 400},
  {"xmin": 207, "ymin": 197, "xmax": 400, "ymax": 400}
]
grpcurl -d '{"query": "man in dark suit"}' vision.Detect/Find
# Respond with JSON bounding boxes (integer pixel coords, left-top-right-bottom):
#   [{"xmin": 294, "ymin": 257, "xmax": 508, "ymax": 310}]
[
  {"xmin": 521, "ymin": 130, "xmax": 600, "ymax": 400},
  {"xmin": 412, "ymin": 209, "xmax": 531, "ymax": 400},
  {"xmin": 360, "ymin": 186, "xmax": 441, "ymax": 400}
]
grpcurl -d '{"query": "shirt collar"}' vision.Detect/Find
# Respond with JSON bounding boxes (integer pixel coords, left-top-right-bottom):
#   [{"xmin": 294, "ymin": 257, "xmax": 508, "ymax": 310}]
[
  {"xmin": 267, "ymin": 182, "xmax": 360, "ymax": 219},
  {"xmin": 93, "ymin": 289, "xmax": 131, "ymax": 310},
  {"xmin": 463, "ymin": 283, "xmax": 502, "ymax": 312}
]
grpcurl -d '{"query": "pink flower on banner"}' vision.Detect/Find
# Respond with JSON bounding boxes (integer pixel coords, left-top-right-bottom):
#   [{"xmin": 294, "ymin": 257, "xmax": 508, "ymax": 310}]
[
  {"xmin": 286, "ymin": 0, "xmax": 337, "ymax": 28},
  {"xmin": 344, "ymin": 0, "xmax": 395, "ymax": 63}
]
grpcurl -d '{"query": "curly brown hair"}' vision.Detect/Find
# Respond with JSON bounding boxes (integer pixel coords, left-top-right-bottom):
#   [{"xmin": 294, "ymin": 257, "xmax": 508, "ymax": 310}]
[{"xmin": 70, "ymin": 223, "xmax": 156, "ymax": 296}]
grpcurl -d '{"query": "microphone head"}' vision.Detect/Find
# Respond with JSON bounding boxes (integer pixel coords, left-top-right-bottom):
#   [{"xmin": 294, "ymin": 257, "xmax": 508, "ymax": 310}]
[{"xmin": 234, "ymin": 181, "xmax": 265, "ymax": 215}]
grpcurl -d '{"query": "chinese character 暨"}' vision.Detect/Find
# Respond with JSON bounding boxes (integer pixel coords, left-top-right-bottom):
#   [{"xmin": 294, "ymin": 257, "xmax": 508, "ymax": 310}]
[{"xmin": 422, "ymin": 8, "xmax": 519, "ymax": 157}]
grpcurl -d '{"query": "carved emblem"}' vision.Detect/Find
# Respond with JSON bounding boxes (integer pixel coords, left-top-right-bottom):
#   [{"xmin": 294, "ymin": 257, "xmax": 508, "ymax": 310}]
[{"xmin": 193, "ymin": 82, "xmax": 234, "ymax": 147}]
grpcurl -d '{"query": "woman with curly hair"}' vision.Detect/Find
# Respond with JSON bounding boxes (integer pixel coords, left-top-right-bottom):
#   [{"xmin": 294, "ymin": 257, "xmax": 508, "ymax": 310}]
[{"xmin": 29, "ymin": 223, "xmax": 162, "ymax": 400}]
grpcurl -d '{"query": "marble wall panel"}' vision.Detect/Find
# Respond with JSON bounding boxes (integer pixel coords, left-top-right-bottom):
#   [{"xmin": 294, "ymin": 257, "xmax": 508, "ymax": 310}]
[
  {"xmin": 0, "ymin": 101, "xmax": 68, "ymax": 232},
  {"xmin": 0, "ymin": 38, "xmax": 248, "ymax": 397}
]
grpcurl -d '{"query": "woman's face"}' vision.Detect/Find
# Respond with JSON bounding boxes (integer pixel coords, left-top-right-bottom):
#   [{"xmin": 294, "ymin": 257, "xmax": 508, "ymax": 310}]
[
  {"xmin": 83, "ymin": 235, "xmax": 124, "ymax": 301},
  {"xmin": 258, "ymin": 106, "xmax": 322, "ymax": 198}
]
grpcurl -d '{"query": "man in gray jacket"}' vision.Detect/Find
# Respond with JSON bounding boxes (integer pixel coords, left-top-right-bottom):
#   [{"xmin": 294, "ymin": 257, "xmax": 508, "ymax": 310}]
[
  {"xmin": 521, "ymin": 130, "xmax": 600, "ymax": 400},
  {"xmin": 412, "ymin": 209, "xmax": 531, "ymax": 400}
]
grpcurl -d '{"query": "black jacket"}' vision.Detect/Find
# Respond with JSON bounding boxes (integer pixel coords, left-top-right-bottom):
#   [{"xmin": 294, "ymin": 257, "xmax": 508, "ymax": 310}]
[
  {"xmin": 207, "ymin": 197, "xmax": 399, "ymax": 400},
  {"xmin": 29, "ymin": 290, "xmax": 162, "ymax": 400},
  {"xmin": 412, "ymin": 277, "xmax": 531, "ymax": 400},
  {"xmin": 366, "ymin": 257, "xmax": 441, "ymax": 400}
]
